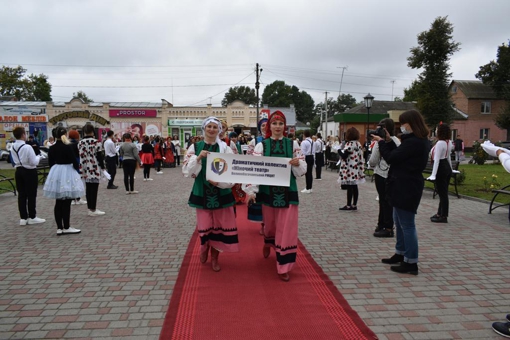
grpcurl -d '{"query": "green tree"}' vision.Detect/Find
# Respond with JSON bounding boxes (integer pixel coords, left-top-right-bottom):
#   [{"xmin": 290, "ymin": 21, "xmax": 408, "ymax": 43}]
[
  {"xmin": 403, "ymin": 80, "xmax": 421, "ymax": 102},
  {"xmin": 221, "ymin": 86, "xmax": 258, "ymax": 107},
  {"xmin": 0, "ymin": 65, "xmax": 52, "ymax": 101},
  {"xmin": 73, "ymin": 90, "xmax": 93, "ymax": 103},
  {"xmin": 336, "ymin": 93, "xmax": 357, "ymax": 113},
  {"xmin": 26, "ymin": 74, "xmax": 52, "ymax": 101},
  {"xmin": 394, "ymin": 96, "xmax": 403, "ymax": 102},
  {"xmin": 407, "ymin": 16, "xmax": 460, "ymax": 126},
  {"xmin": 261, "ymin": 80, "xmax": 315, "ymax": 123},
  {"xmin": 475, "ymin": 41, "xmax": 510, "ymax": 130}
]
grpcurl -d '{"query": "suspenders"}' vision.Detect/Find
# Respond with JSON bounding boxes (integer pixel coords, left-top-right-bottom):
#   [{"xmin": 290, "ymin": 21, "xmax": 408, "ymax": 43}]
[{"xmin": 12, "ymin": 144, "xmax": 26, "ymax": 167}]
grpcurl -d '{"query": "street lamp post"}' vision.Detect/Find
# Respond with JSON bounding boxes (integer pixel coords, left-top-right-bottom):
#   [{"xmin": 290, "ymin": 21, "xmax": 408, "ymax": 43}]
[{"xmin": 363, "ymin": 93, "xmax": 374, "ymax": 143}]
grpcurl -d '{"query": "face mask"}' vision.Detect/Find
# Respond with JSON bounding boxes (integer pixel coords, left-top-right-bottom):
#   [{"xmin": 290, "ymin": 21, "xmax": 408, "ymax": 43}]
[{"xmin": 400, "ymin": 126, "xmax": 411, "ymax": 134}]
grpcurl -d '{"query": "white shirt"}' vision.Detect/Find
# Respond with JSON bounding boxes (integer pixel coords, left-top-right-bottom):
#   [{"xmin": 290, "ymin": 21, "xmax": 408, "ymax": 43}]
[
  {"xmin": 430, "ymin": 140, "xmax": 453, "ymax": 177},
  {"xmin": 301, "ymin": 137, "xmax": 314, "ymax": 156},
  {"xmin": 313, "ymin": 139, "xmax": 324, "ymax": 154},
  {"xmin": 499, "ymin": 152, "xmax": 510, "ymax": 173},
  {"xmin": 11, "ymin": 140, "xmax": 41, "ymax": 169},
  {"xmin": 172, "ymin": 140, "xmax": 181, "ymax": 155},
  {"xmin": 104, "ymin": 138, "xmax": 117, "ymax": 157}
]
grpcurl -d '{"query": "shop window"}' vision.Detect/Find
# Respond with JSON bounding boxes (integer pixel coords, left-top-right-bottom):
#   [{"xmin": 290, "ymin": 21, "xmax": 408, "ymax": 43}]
[
  {"xmin": 479, "ymin": 128, "xmax": 489, "ymax": 140},
  {"xmin": 481, "ymin": 102, "xmax": 491, "ymax": 114}
]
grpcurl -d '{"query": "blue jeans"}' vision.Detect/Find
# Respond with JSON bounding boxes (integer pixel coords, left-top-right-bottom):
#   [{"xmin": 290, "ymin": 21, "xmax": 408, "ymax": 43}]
[{"xmin": 393, "ymin": 207, "xmax": 418, "ymax": 264}]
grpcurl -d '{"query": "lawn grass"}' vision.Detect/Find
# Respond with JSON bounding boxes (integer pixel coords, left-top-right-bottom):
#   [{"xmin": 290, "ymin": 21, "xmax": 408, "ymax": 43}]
[{"xmin": 424, "ymin": 162, "xmax": 509, "ymax": 203}]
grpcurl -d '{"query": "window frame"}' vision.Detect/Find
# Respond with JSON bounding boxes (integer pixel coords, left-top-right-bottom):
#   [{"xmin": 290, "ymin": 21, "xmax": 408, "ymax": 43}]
[{"xmin": 481, "ymin": 101, "xmax": 492, "ymax": 114}]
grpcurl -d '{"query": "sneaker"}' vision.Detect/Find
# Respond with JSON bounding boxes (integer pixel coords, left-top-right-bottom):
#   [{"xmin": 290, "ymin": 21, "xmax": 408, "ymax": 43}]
[
  {"xmin": 130, "ymin": 191, "xmax": 139, "ymax": 194},
  {"xmin": 339, "ymin": 206, "xmax": 352, "ymax": 211},
  {"xmin": 107, "ymin": 185, "xmax": 118, "ymax": 189},
  {"xmin": 78, "ymin": 199, "xmax": 87, "ymax": 204},
  {"xmin": 28, "ymin": 217, "xmax": 46, "ymax": 224},
  {"xmin": 88, "ymin": 209, "xmax": 106, "ymax": 216},
  {"xmin": 376, "ymin": 195, "xmax": 379, "ymax": 201},
  {"xmin": 63, "ymin": 227, "xmax": 81, "ymax": 235},
  {"xmin": 143, "ymin": 178, "xmax": 147, "ymax": 182},
  {"xmin": 71, "ymin": 200, "xmax": 77, "ymax": 205},
  {"xmin": 157, "ymin": 171, "xmax": 163, "ymax": 174},
  {"xmin": 20, "ymin": 219, "xmax": 28, "ymax": 226},
  {"xmin": 301, "ymin": 188, "xmax": 310, "ymax": 193},
  {"xmin": 382, "ymin": 254, "xmax": 404, "ymax": 264},
  {"xmin": 390, "ymin": 262, "xmax": 418, "ymax": 275},
  {"xmin": 56, "ymin": 229, "xmax": 63, "ymax": 236},
  {"xmin": 126, "ymin": 191, "xmax": 131, "ymax": 195},
  {"xmin": 351, "ymin": 206, "xmax": 358, "ymax": 211},
  {"xmin": 147, "ymin": 178, "xmax": 153, "ymax": 181},
  {"xmin": 492, "ymin": 321, "xmax": 510, "ymax": 338}
]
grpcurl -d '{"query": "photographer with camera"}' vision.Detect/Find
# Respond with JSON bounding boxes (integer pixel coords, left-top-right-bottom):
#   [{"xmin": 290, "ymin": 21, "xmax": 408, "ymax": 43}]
[
  {"xmin": 369, "ymin": 119, "xmax": 400, "ymax": 237},
  {"xmin": 371, "ymin": 110, "xmax": 430, "ymax": 275}
]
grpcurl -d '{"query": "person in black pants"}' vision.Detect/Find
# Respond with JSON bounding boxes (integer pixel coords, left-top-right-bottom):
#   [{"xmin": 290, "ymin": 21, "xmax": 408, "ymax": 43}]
[
  {"xmin": 428, "ymin": 124, "xmax": 453, "ymax": 223},
  {"xmin": 43, "ymin": 127, "xmax": 84, "ymax": 235},
  {"xmin": 301, "ymin": 130, "xmax": 314, "ymax": 193},
  {"xmin": 104, "ymin": 130, "xmax": 118, "ymax": 189},
  {"xmin": 315, "ymin": 133, "xmax": 324, "ymax": 180},
  {"xmin": 119, "ymin": 133, "xmax": 142, "ymax": 194},
  {"xmin": 10, "ymin": 127, "xmax": 45, "ymax": 226},
  {"xmin": 369, "ymin": 118, "xmax": 400, "ymax": 237}
]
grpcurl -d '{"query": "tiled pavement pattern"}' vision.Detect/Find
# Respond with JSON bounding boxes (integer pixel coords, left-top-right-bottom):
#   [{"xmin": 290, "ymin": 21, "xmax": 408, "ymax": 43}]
[{"xmin": 0, "ymin": 165, "xmax": 509, "ymax": 339}]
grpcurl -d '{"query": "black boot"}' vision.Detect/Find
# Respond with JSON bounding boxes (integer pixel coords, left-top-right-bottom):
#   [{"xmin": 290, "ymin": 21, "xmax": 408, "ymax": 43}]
[
  {"xmin": 390, "ymin": 262, "xmax": 418, "ymax": 275},
  {"xmin": 381, "ymin": 253, "xmax": 403, "ymax": 264},
  {"xmin": 374, "ymin": 228, "xmax": 394, "ymax": 238}
]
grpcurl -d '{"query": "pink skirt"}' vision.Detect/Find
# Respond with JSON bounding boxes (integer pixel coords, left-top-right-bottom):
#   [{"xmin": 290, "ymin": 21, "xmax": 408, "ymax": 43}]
[
  {"xmin": 196, "ymin": 206, "xmax": 239, "ymax": 254},
  {"xmin": 262, "ymin": 205, "xmax": 299, "ymax": 274}
]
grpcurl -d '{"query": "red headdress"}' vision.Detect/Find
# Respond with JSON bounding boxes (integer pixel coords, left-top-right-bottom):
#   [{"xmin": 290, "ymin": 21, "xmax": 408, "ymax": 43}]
[{"xmin": 265, "ymin": 110, "xmax": 287, "ymax": 139}]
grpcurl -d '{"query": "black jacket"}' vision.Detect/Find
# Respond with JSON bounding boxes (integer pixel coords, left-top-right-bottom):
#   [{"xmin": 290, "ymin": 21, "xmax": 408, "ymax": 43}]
[
  {"xmin": 48, "ymin": 140, "xmax": 80, "ymax": 171},
  {"xmin": 378, "ymin": 133, "xmax": 430, "ymax": 214}
]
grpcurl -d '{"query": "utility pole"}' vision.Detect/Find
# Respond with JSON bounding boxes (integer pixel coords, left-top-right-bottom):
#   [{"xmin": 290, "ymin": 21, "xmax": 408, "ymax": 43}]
[
  {"xmin": 337, "ymin": 66, "xmax": 348, "ymax": 95},
  {"xmin": 390, "ymin": 80, "xmax": 396, "ymax": 101},
  {"xmin": 324, "ymin": 91, "xmax": 329, "ymax": 137},
  {"xmin": 255, "ymin": 63, "xmax": 262, "ymax": 133},
  {"xmin": 337, "ymin": 66, "xmax": 347, "ymax": 140}
]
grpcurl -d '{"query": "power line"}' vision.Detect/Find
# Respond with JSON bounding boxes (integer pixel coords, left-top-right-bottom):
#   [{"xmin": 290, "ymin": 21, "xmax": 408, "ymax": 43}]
[
  {"xmin": 0, "ymin": 62, "xmax": 253, "ymax": 68},
  {"xmin": 51, "ymin": 83, "xmax": 253, "ymax": 89}
]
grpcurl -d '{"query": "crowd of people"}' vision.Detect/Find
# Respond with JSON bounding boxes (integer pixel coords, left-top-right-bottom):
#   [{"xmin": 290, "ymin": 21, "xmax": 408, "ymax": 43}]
[{"xmin": 8, "ymin": 110, "xmax": 507, "ymax": 281}]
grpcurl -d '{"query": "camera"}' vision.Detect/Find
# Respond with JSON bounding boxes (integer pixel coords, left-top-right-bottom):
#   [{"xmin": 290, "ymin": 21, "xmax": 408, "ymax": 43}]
[{"xmin": 368, "ymin": 125, "xmax": 386, "ymax": 139}]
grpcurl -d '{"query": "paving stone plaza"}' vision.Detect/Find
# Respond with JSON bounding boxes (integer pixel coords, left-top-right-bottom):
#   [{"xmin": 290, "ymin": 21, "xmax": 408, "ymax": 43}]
[{"xmin": 1, "ymin": 164, "xmax": 509, "ymax": 339}]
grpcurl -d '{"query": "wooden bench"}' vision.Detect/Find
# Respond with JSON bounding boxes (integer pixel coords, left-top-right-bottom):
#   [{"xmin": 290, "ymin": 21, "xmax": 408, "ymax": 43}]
[
  {"xmin": 423, "ymin": 160, "xmax": 460, "ymax": 199},
  {"xmin": 489, "ymin": 185, "xmax": 510, "ymax": 217},
  {"xmin": 0, "ymin": 174, "xmax": 16, "ymax": 195}
]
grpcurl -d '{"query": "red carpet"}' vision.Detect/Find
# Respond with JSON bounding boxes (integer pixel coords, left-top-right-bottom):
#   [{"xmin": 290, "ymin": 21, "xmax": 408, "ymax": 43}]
[{"xmin": 160, "ymin": 204, "xmax": 378, "ymax": 340}]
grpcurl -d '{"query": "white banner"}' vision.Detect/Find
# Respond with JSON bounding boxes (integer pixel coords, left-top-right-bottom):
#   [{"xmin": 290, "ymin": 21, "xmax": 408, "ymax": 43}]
[{"xmin": 206, "ymin": 152, "xmax": 291, "ymax": 187}]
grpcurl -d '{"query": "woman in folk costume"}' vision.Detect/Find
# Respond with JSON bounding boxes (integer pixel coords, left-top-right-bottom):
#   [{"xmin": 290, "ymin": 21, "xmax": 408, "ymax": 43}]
[
  {"xmin": 245, "ymin": 111, "xmax": 306, "ymax": 282},
  {"xmin": 182, "ymin": 116, "xmax": 239, "ymax": 272},
  {"xmin": 43, "ymin": 127, "xmax": 85, "ymax": 235},
  {"xmin": 164, "ymin": 137, "xmax": 175, "ymax": 168},
  {"xmin": 219, "ymin": 119, "xmax": 230, "ymax": 146},
  {"xmin": 228, "ymin": 131, "xmax": 246, "ymax": 204},
  {"xmin": 153, "ymin": 137, "xmax": 165, "ymax": 174},
  {"xmin": 246, "ymin": 117, "xmax": 268, "ymax": 234}
]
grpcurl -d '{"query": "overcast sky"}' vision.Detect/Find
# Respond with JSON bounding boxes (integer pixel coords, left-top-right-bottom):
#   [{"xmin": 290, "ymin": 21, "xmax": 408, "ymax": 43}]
[{"xmin": 1, "ymin": 0, "xmax": 509, "ymax": 108}]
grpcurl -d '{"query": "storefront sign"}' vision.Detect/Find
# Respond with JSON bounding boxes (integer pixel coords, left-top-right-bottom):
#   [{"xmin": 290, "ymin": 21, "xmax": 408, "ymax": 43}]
[
  {"xmin": 2, "ymin": 123, "xmax": 30, "ymax": 131},
  {"xmin": 109, "ymin": 109, "xmax": 157, "ymax": 117},
  {"xmin": 49, "ymin": 111, "xmax": 109, "ymax": 126},
  {"xmin": 0, "ymin": 115, "xmax": 48, "ymax": 123},
  {"xmin": 205, "ymin": 152, "xmax": 291, "ymax": 187},
  {"xmin": 168, "ymin": 119, "xmax": 203, "ymax": 126}
]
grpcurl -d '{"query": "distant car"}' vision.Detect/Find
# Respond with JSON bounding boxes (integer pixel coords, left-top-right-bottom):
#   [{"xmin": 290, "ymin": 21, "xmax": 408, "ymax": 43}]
[{"xmin": 0, "ymin": 149, "xmax": 9, "ymax": 161}]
